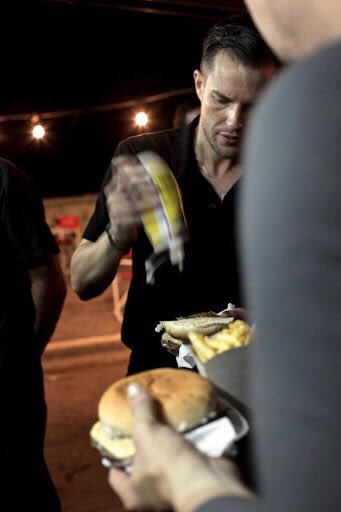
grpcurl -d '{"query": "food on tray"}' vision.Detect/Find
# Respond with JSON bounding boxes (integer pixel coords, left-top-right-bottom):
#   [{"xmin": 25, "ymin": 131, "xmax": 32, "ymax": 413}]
[
  {"xmin": 90, "ymin": 367, "xmax": 219, "ymax": 465},
  {"xmin": 155, "ymin": 313, "xmax": 234, "ymax": 355},
  {"xmin": 188, "ymin": 320, "xmax": 252, "ymax": 363}
]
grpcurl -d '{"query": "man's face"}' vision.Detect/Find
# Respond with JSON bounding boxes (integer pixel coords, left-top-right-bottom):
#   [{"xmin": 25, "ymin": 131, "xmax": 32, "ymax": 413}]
[{"xmin": 194, "ymin": 51, "xmax": 273, "ymax": 159}]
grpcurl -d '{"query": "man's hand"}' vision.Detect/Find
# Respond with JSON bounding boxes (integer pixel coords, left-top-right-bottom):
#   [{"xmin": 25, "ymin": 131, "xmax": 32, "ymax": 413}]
[
  {"xmin": 108, "ymin": 383, "xmax": 252, "ymax": 512},
  {"xmin": 220, "ymin": 308, "xmax": 248, "ymax": 321},
  {"xmin": 105, "ymin": 155, "xmax": 162, "ymax": 252}
]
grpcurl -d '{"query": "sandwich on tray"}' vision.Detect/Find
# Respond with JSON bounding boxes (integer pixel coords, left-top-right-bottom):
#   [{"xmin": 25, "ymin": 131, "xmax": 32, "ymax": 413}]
[{"xmin": 155, "ymin": 312, "xmax": 234, "ymax": 355}]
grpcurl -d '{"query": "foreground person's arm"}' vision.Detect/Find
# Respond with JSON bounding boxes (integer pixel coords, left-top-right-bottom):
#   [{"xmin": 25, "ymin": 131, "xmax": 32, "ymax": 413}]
[{"xmin": 240, "ymin": 50, "xmax": 341, "ymax": 512}]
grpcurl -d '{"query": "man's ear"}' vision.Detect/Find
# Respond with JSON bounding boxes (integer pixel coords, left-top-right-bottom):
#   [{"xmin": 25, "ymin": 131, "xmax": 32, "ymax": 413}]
[{"xmin": 193, "ymin": 69, "xmax": 204, "ymax": 102}]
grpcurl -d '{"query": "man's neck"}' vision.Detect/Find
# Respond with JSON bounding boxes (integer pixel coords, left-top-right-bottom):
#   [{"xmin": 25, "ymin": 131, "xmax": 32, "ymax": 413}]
[
  {"xmin": 194, "ymin": 126, "xmax": 239, "ymax": 177},
  {"xmin": 194, "ymin": 126, "xmax": 241, "ymax": 200}
]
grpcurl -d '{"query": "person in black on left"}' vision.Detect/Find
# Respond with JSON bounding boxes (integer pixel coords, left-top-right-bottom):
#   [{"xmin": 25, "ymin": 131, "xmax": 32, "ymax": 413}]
[{"xmin": 0, "ymin": 157, "xmax": 66, "ymax": 510}]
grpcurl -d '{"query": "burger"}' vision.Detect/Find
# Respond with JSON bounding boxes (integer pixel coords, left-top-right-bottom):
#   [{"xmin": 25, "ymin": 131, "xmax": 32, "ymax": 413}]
[
  {"xmin": 90, "ymin": 367, "xmax": 219, "ymax": 466},
  {"xmin": 155, "ymin": 313, "xmax": 234, "ymax": 355}
]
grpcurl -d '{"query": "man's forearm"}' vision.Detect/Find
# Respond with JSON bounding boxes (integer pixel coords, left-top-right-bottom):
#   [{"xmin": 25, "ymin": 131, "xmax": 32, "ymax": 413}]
[{"xmin": 71, "ymin": 232, "xmax": 123, "ymax": 300}]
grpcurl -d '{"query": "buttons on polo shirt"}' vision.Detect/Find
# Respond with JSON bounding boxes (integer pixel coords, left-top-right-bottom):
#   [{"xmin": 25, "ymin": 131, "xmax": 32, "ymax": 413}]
[{"xmin": 209, "ymin": 202, "xmax": 218, "ymax": 209}]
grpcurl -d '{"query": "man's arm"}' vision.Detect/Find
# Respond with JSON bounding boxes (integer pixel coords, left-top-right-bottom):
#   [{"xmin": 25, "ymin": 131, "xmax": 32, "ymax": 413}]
[
  {"xmin": 71, "ymin": 150, "xmax": 136, "ymax": 301},
  {"xmin": 241, "ymin": 54, "xmax": 341, "ymax": 512},
  {"xmin": 29, "ymin": 254, "xmax": 66, "ymax": 354},
  {"xmin": 4, "ymin": 161, "xmax": 67, "ymax": 353},
  {"xmin": 71, "ymin": 234, "xmax": 124, "ymax": 301},
  {"xmin": 71, "ymin": 151, "xmax": 157, "ymax": 300}
]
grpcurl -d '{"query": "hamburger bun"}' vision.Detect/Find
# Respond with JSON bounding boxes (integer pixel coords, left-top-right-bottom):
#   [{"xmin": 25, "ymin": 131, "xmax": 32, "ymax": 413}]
[
  {"xmin": 90, "ymin": 368, "xmax": 218, "ymax": 462},
  {"xmin": 160, "ymin": 332, "xmax": 183, "ymax": 355}
]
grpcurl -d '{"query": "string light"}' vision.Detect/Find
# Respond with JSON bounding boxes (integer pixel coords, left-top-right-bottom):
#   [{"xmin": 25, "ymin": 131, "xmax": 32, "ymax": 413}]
[
  {"xmin": 32, "ymin": 124, "xmax": 46, "ymax": 139},
  {"xmin": 135, "ymin": 111, "xmax": 148, "ymax": 127},
  {"xmin": 0, "ymin": 87, "xmax": 195, "ymax": 124},
  {"xmin": 0, "ymin": 87, "xmax": 196, "ymax": 141}
]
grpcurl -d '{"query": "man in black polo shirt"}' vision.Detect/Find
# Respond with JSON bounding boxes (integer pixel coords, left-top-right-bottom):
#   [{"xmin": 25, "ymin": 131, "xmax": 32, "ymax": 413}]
[
  {"xmin": 71, "ymin": 16, "xmax": 276, "ymax": 374},
  {"xmin": 0, "ymin": 158, "xmax": 66, "ymax": 509}
]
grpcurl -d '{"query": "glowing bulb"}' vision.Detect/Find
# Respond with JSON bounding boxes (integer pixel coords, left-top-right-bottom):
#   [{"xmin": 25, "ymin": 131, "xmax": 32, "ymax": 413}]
[
  {"xmin": 33, "ymin": 124, "xmax": 45, "ymax": 139},
  {"xmin": 135, "ymin": 111, "xmax": 148, "ymax": 127}
]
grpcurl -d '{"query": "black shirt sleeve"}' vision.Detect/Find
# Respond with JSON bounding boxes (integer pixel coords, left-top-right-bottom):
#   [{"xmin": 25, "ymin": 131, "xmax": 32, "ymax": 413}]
[
  {"xmin": 4, "ymin": 161, "xmax": 59, "ymax": 269},
  {"xmin": 195, "ymin": 497, "xmax": 254, "ymax": 512}
]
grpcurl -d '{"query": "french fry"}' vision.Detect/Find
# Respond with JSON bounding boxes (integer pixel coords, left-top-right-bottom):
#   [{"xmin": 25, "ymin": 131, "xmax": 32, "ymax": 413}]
[
  {"xmin": 188, "ymin": 320, "xmax": 252, "ymax": 363},
  {"xmin": 188, "ymin": 332, "xmax": 216, "ymax": 361},
  {"xmin": 204, "ymin": 334, "xmax": 237, "ymax": 350}
]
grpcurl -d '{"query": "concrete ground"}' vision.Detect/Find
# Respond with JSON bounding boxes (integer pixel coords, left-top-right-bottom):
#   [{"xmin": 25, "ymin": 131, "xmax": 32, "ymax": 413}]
[
  {"xmin": 51, "ymin": 273, "xmax": 123, "ymax": 343},
  {"xmin": 43, "ymin": 274, "xmax": 131, "ymax": 512}
]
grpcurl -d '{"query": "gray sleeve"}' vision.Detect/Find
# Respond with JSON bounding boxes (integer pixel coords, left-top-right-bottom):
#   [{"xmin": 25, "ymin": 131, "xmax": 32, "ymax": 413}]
[
  {"xmin": 195, "ymin": 497, "xmax": 255, "ymax": 512},
  {"xmin": 238, "ymin": 45, "xmax": 341, "ymax": 512},
  {"xmin": 192, "ymin": 46, "xmax": 341, "ymax": 512}
]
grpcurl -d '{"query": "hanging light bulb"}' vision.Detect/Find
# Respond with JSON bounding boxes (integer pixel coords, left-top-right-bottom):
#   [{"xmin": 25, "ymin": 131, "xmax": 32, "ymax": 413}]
[
  {"xmin": 31, "ymin": 114, "xmax": 40, "ymax": 125},
  {"xmin": 32, "ymin": 124, "xmax": 46, "ymax": 139},
  {"xmin": 31, "ymin": 114, "xmax": 46, "ymax": 140},
  {"xmin": 135, "ymin": 111, "xmax": 148, "ymax": 127}
]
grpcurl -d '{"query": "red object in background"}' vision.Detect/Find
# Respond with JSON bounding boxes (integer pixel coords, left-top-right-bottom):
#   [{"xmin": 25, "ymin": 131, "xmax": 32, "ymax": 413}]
[
  {"xmin": 52, "ymin": 215, "xmax": 82, "ymax": 273},
  {"xmin": 58, "ymin": 214, "xmax": 80, "ymax": 228}
]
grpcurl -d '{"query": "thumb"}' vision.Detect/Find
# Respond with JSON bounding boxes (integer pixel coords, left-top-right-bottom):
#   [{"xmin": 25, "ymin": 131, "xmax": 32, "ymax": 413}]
[{"xmin": 127, "ymin": 382, "xmax": 158, "ymax": 427}]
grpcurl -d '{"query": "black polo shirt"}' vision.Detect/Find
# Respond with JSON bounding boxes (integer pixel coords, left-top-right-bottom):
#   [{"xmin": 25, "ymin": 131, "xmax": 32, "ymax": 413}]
[
  {"xmin": 0, "ymin": 158, "xmax": 59, "ymax": 363},
  {"xmin": 83, "ymin": 118, "xmax": 242, "ymax": 353}
]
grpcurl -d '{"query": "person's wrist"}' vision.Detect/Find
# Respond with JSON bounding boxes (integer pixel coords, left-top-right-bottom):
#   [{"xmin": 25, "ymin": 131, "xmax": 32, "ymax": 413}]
[
  {"xmin": 167, "ymin": 464, "xmax": 252, "ymax": 512},
  {"xmin": 105, "ymin": 223, "xmax": 130, "ymax": 254},
  {"xmin": 173, "ymin": 482, "xmax": 251, "ymax": 512}
]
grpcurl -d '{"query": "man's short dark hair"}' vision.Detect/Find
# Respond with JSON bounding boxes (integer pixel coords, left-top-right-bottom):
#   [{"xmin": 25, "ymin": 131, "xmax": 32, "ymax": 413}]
[{"xmin": 201, "ymin": 15, "xmax": 275, "ymax": 71}]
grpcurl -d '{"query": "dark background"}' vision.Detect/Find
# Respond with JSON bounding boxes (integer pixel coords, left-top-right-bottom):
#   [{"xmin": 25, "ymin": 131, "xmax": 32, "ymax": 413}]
[{"xmin": 0, "ymin": 0, "xmax": 244, "ymax": 197}]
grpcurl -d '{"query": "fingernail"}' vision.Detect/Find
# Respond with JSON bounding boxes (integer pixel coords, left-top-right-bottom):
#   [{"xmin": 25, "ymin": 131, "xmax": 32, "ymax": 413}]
[{"xmin": 127, "ymin": 382, "xmax": 142, "ymax": 397}]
